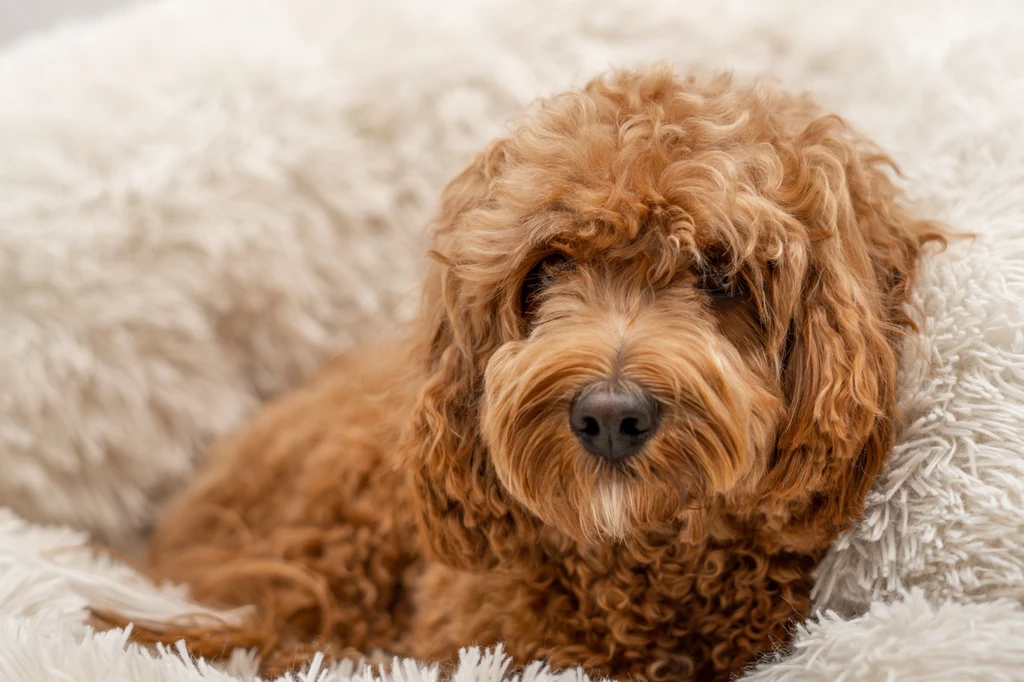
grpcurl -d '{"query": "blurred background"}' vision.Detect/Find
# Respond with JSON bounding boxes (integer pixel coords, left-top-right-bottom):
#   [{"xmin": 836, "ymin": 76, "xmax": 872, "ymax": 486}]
[{"xmin": 0, "ymin": 0, "xmax": 132, "ymax": 45}]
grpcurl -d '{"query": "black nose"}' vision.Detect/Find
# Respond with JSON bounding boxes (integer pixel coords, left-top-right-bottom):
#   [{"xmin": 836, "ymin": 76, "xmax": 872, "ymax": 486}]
[{"xmin": 570, "ymin": 383, "xmax": 659, "ymax": 462}]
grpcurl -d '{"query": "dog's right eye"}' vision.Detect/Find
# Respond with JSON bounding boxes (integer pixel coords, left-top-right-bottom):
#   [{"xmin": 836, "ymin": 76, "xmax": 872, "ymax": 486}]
[
  {"xmin": 520, "ymin": 252, "xmax": 573, "ymax": 320},
  {"xmin": 695, "ymin": 252, "xmax": 749, "ymax": 303}
]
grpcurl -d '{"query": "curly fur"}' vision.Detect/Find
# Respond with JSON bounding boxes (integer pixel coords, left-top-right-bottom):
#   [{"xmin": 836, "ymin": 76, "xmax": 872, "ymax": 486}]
[{"xmin": 139, "ymin": 65, "xmax": 944, "ymax": 681}]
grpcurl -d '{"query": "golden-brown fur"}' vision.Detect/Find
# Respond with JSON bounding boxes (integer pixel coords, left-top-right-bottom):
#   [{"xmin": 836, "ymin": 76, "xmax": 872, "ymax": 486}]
[{"xmin": 142, "ymin": 65, "xmax": 944, "ymax": 681}]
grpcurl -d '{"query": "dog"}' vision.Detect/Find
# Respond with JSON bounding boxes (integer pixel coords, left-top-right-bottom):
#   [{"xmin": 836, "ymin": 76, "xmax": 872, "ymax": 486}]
[{"xmin": 139, "ymin": 65, "xmax": 944, "ymax": 681}]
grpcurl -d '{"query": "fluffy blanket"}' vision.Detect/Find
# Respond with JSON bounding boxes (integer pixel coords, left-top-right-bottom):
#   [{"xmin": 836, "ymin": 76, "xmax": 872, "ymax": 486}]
[{"xmin": 1, "ymin": 0, "xmax": 1024, "ymax": 679}]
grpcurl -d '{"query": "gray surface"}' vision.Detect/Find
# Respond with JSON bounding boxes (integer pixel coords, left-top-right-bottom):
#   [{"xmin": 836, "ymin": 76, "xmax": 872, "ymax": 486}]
[{"xmin": 0, "ymin": 0, "xmax": 134, "ymax": 46}]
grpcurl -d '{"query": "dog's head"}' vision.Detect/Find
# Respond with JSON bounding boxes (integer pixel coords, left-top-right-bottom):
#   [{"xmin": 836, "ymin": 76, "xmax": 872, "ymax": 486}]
[{"xmin": 404, "ymin": 66, "xmax": 943, "ymax": 568}]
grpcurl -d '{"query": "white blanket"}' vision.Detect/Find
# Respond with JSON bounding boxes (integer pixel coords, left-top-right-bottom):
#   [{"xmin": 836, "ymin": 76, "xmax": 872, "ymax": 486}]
[{"xmin": 1, "ymin": 0, "xmax": 1024, "ymax": 679}]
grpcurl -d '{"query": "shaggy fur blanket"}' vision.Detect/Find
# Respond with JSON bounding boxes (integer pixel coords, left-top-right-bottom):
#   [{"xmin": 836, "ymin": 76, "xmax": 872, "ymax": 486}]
[{"xmin": 2, "ymin": 0, "xmax": 1024, "ymax": 679}]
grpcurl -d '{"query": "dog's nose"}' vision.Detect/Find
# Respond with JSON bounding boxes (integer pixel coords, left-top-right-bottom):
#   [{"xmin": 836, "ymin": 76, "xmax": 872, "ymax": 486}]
[{"xmin": 570, "ymin": 383, "xmax": 659, "ymax": 462}]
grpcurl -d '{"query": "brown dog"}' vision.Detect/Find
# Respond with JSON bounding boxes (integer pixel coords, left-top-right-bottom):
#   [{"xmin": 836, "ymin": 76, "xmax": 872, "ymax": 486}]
[{"xmin": 144, "ymin": 65, "xmax": 944, "ymax": 681}]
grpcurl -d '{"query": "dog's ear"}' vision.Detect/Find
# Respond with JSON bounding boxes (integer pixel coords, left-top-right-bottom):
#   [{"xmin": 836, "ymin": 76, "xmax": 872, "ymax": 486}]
[
  {"xmin": 400, "ymin": 141, "xmax": 540, "ymax": 570},
  {"xmin": 760, "ymin": 117, "xmax": 944, "ymax": 547}
]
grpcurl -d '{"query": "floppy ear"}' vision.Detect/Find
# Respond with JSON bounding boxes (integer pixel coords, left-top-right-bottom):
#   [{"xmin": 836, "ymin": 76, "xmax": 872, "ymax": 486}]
[
  {"xmin": 400, "ymin": 141, "xmax": 540, "ymax": 570},
  {"xmin": 761, "ymin": 117, "xmax": 944, "ymax": 548}
]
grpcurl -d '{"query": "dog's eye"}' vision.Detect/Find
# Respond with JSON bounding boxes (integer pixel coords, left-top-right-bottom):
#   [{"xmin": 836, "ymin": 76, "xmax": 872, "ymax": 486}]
[
  {"xmin": 697, "ymin": 264, "xmax": 748, "ymax": 301},
  {"xmin": 521, "ymin": 252, "xmax": 573, "ymax": 319}
]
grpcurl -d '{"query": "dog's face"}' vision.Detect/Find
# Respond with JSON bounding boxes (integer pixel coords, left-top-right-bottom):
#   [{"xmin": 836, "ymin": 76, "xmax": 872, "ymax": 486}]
[
  {"xmin": 407, "ymin": 67, "xmax": 941, "ymax": 563},
  {"xmin": 480, "ymin": 194, "xmax": 786, "ymax": 543}
]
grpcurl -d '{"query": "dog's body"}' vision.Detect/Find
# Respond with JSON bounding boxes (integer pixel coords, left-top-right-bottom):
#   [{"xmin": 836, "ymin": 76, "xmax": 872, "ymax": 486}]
[
  {"xmin": 152, "ymin": 343, "xmax": 811, "ymax": 680},
  {"xmin": 148, "ymin": 67, "xmax": 943, "ymax": 681}
]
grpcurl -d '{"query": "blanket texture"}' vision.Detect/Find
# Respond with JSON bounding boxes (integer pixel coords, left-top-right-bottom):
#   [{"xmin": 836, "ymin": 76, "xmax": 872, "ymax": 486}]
[{"xmin": 1, "ymin": 0, "xmax": 1024, "ymax": 680}]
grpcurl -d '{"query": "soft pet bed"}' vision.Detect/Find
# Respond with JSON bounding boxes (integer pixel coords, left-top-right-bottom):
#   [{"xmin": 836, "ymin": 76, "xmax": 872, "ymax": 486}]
[{"xmin": 1, "ymin": 0, "xmax": 1024, "ymax": 679}]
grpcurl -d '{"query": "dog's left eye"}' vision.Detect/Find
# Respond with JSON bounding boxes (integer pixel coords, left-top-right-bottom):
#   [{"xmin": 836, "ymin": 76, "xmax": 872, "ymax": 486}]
[{"xmin": 521, "ymin": 252, "xmax": 574, "ymax": 320}]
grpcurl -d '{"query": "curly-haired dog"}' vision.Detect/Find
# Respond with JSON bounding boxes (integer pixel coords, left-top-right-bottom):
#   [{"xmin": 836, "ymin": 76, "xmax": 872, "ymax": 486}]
[{"xmin": 140, "ymin": 65, "xmax": 944, "ymax": 681}]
